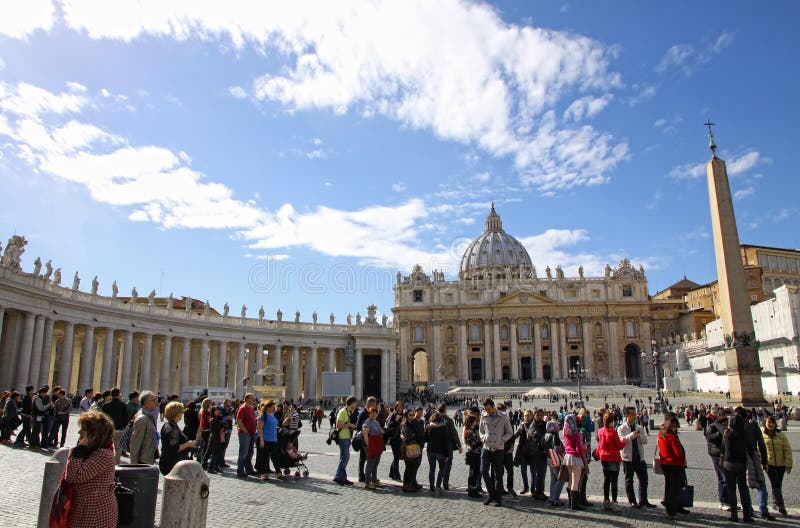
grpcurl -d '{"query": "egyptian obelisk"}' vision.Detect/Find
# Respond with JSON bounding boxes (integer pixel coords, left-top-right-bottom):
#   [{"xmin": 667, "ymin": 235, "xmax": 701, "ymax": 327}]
[{"xmin": 705, "ymin": 121, "xmax": 764, "ymax": 405}]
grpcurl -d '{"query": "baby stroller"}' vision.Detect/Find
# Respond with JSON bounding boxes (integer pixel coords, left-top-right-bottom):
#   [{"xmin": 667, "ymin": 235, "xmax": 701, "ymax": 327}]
[{"xmin": 276, "ymin": 427, "xmax": 309, "ymax": 478}]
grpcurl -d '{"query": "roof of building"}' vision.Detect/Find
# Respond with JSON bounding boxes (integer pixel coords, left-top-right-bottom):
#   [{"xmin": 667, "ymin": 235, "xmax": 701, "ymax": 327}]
[
  {"xmin": 741, "ymin": 243, "xmax": 800, "ymax": 255},
  {"xmin": 459, "ymin": 203, "xmax": 532, "ymax": 278},
  {"xmin": 652, "ymin": 276, "xmax": 701, "ymax": 298}
]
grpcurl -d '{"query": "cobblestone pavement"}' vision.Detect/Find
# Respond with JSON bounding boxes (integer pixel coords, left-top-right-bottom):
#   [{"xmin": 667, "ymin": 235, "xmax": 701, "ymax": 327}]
[{"xmin": 5, "ymin": 403, "xmax": 800, "ymax": 528}]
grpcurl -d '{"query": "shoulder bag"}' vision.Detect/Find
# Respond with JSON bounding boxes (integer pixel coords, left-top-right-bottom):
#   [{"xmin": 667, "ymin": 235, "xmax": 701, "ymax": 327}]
[
  {"xmin": 49, "ymin": 462, "xmax": 72, "ymax": 528},
  {"xmin": 652, "ymin": 442, "xmax": 663, "ymax": 475},
  {"xmin": 403, "ymin": 441, "xmax": 422, "ymax": 459}
]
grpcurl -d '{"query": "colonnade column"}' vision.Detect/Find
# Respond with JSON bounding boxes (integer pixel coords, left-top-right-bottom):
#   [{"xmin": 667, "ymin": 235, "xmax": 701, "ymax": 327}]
[
  {"xmin": 100, "ymin": 330, "xmax": 114, "ymax": 391},
  {"xmin": 582, "ymin": 318, "xmax": 594, "ymax": 380},
  {"xmin": 389, "ymin": 348, "xmax": 397, "ymax": 402},
  {"xmin": 15, "ymin": 312, "xmax": 36, "ymax": 389},
  {"xmin": 381, "ymin": 348, "xmax": 389, "ymax": 402},
  {"xmin": 59, "ymin": 322, "xmax": 76, "ymax": 390},
  {"xmin": 399, "ymin": 322, "xmax": 410, "ymax": 385},
  {"xmin": 483, "ymin": 320, "xmax": 492, "ymax": 383},
  {"xmin": 0, "ymin": 306, "xmax": 5, "ymax": 345},
  {"xmin": 354, "ymin": 347, "xmax": 363, "ymax": 400},
  {"xmin": 326, "ymin": 347, "xmax": 335, "ymax": 373},
  {"xmin": 492, "ymin": 318, "xmax": 502, "ymax": 382},
  {"xmin": 140, "ymin": 333, "xmax": 153, "ymax": 390},
  {"xmin": 199, "ymin": 339, "xmax": 209, "ymax": 388},
  {"xmin": 458, "ymin": 320, "xmax": 468, "ymax": 383},
  {"xmin": 217, "ymin": 341, "xmax": 227, "ymax": 388},
  {"xmin": 509, "ymin": 318, "xmax": 519, "ymax": 382},
  {"xmin": 121, "ymin": 330, "xmax": 134, "ymax": 394},
  {"xmin": 77, "ymin": 324, "xmax": 96, "ymax": 391},
  {"xmin": 290, "ymin": 347, "xmax": 300, "ymax": 401},
  {"xmin": 641, "ymin": 317, "xmax": 653, "ymax": 380},
  {"xmin": 550, "ymin": 318, "xmax": 560, "ymax": 381},
  {"xmin": 273, "ymin": 344, "xmax": 282, "ymax": 387},
  {"xmin": 39, "ymin": 318, "xmax": 55, "ymax": 387},
  {"xmin": 161, "ymin": 336, "xmax": 172, "ymax": 397},
  {"xmin": 431, "ymin": 321, "xmax": 441, "ymax": 381},
  {"xmin": 235, "ymin": 341, "xmax": 246, "ymax": 398},
  {"xmin": 607, "ymin": 317, "xmax": 620, "ymax": 383},
  {"xmin": 307, "ymin": 347, "xmax": 318, "ymax": 401},
  {"xmin": 559, "ymin": 319, "xmax": 568, "ymax": 380},
  {"xmin": 180, "ymin": 338, "xmax": 191, "ymax": 391},
  {"xmin": 28, "ymin": 316, "xmax": 46, "ymax": 388},
  {"xmin": 533, "ymin": 318, "xmax": 542, "ymax": 381}
]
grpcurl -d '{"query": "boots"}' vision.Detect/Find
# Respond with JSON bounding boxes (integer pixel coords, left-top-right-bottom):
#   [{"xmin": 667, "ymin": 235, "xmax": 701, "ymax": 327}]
[
  {"xmin": 579, "ymin": 475, "xmax": 593, "ymax": 507},
  {"xmin": 569, "ymin": 490, "xmax": 585, "ymax": 510}
]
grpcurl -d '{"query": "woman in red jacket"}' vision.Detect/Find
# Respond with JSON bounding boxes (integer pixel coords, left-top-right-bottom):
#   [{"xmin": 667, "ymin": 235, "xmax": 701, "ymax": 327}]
[
  {"xmin": 596, "ymin": 412, "xmax": 628, "ymax": 512},
  {"xmin": 658, "ymin": 413, "xmax": 689, "ymax": 519}
]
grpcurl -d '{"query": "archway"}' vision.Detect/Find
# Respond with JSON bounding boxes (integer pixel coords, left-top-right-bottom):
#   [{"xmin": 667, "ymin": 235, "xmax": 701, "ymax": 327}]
[
  {"xmin": 624, "ymin": 343, "xmax": 641, "ymax": 384},
  {"xmin": 412, "ymin": 349, "xmax": 429, "ymax": 384},
  {"xmin": 502, "ymin": 365, "xmax": 510, "ymax": 381},
  {"xmin": 470, "ymin": 358, "xmax": 483, "ymax": 382},
  {"xmin": 543, "ymin": 364, "xmax": 552, "ymax": 382}
]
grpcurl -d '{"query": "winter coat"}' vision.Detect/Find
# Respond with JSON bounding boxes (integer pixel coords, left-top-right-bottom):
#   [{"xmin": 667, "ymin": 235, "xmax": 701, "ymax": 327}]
[
  {"xmin": 596, "ymin": 426, "xmax": 625, "ymax": 462},
  {"xmin": 658, "ymin": 432, "xmax": 686, "ymax": 467},
  {"xmin": 763, "ymin": 429, "xmax": 793, "ymax": 468}
]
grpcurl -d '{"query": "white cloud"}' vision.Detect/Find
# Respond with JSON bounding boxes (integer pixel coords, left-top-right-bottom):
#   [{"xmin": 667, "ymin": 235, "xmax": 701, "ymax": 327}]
[
  {"xmin": 656, "ymin": 31, "xmax": 735, "ymax": 76},
  {"xmin": 712, "ymin": 31, "xmax": 735, "ymax": 54},
  {"xmin": 773, "ymin": 208, "xmax": 797, "ymax": 223},
  {"xmin": 519, "ymin": 228, "xmax": 616, "ymax": 277},
  {"xmin": 323, "ymin": 181, "xmax": 333, "ymax": 187},
  {"xmin": 391, "ymin": 182, "xmax": 406, "ymax": 192},
  {"xmin": 0, "ymin": 0, "xmax": 54, "ymax": 39},
  {"xmin": 455, "ymin": 217, "xmax": 475, "ymax": 225},
  {"xmin": 228, "ymin": 86, "xmax": 247, "ymax": 99},
  {"xmin": 653, "ymin": 115, "xmax": 683, "ymax": 134},
  {"xmin": 733, "ymin": 186, "xmax": 755, "ymax": 200},
  {"xmin": 0, "ymin": 57, "xmax": 5, "ymax": 71},
  {"xmin": 669, "ymin": 150, "xmax": 763, "ymax": 180},
  {"xmin": 305, "ymin": 148, "xmax": 326, "ymax": 159},
  {"xmin": 471, "ymin": 172, "xmax": 490, "ymax": 183},
  {"xmin": 0, "ymin": 81, "xmax": 88, "ymax": 120},
  {"xmin": 563, "ymin": 94, "xmax": 612, "ymax": 122},
  {"xmin": 629, "ymin": 83, "xmax": 657, "ymax": 106},
  {"xmin": 49, "ymin": 0, "xmax": 626, "ymax": 192},
  {"xmin": 653, "ymin": 119, "xmax": 666, "ymax": 128},
  {"xmin": 244, "ymin": 253, "xmax": 290, "ymax": 261},
  {"xmin": 727, "ymin": 151, "xmax": 762, "ymax": 175},
  {"xmin": 655, "ymin": 44, "xmax": 695, "ymax": 74}
]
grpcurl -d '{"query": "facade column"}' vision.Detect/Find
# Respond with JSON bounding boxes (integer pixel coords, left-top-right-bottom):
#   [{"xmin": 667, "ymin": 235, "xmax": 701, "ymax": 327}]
[
  {"xmin": 28, "ymin": 315, "xmax": 46, "ymax": 388},
  {"xmin": 607, "ymin": 317, "xmax": 620, "ymax": 383},
  {"xmin": 550, "ymin": 318, "xmax": 560, "ymax": 381},
  {"xmin": 326, "ymin": 347, "xmax": 335, "ymax": 373},
  {"xmin": 1, "ymin": 313, "xmax": 21, "ymax": 389},
  {"xmin": 59, "ymin": 322, "xmax": 76, "ymax": 390},
  {"xmin": 180, "ymin": 338, "xmax": 191, "ymax": 391},
  {"xmin": 509, "ymin": 318, "xmax": 519, "ymax": 382},
  {"xmin": 559, "ymin": 319, "xmax": 569, "ymax": 380},
  {"xmin": 217, "ymin": 341, "xmax": 227, "ymax": 388},
  {"xmin": 307, "ymin": 347, "xmax": 318, "ymax": 401},
  {"xmin": 354, "ymin": 347, "xmax": 364, "ymax": 400},
  {"xmin": 15, "ymin": 312, "xmax": 36, "ymax": 389},
  {"xmin": 381, "ymin": 348, "xmax": 389, "ymax": 402},
  {"xmin": 389, "ymin": 348, "xmax": 397, "ymax": 402},
  {"xmin": 458, "ymin": 320, "xmax": 468, "ymax": 383},
  {"xmin": 290, "ymin": 347, "xmax": 300, "ymax": 401},
  {"xmin": 492, "ymin": 318, "xmax": 502, "ymax": 382},
  {"xmin": 582, "ymin": 318, "xmax": 594, "ymax": 380},
  {"xmin": 483, "ymin": 320, "xmax": 492, "ymax": 383},
  {"xmin": 399, "ymin": 322, "xmax": 410, "ymax": 385},
  {"xmin": 273, "ymin": 344, "xmax": 283, "ymax": 386},
  {"xmin": 533, "ymin": 318, "xmax": 543, "ymax": 381},
  {"xmin": 0, "ymin": 306, "xmax": 4, "ymax": 345},
  {"xmin": 236, "ymin": 341, "xmax": 246, "ymax": 398},
  {"xmin": 641, "ymin": 317, "xmax": 653, "ymax": 381},
  {"xmin": 161, "ymin": 336, "xmax": 172, "ymax": 397},
  {"xmin": 140, "ymin": 333, "xmax": 153, "ymax": 390},
  {"xmin": 431, "ymin": 321, "xmax": 442, "ymax": 382},
  {"xmin": 39, "ymin": 318, "xmax": 55, "ymax": 387},
  {"xmin": 121, "ymin": 330, "xmax": 134, "ymax": 394},
  {"xmin": 100, "ymin": 329, "xmax": 115, "ymax": 391},
  {"xmin": 77, "ymin": 325, "xmax": 96, "ymax": 391},
  {"xmin": 199, "ymin": 339, "xmax": 209, "ymax": 388}
]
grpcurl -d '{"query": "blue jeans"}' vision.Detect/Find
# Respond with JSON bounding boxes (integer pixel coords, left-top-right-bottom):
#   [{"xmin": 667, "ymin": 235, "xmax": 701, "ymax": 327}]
[
  {"xmin": 428, "ymin": 452, "xmax": 447, "ymax": 488},
  {"xmin": 335, "ymin": 439, "xmax": 351, "ymax": 481},
  {"xmin": 441, "ymin": 452, "xmax": 454, "ymax": 485},
  {"xmin": 237, "ymin": 432, "xmax": 254, "ymax": 476},
  {"xmin": 755, "ymin": 480, "xmax": 769, "ymax": 515},
  {"xmin": 549, "ymin": 464, "xmax": 565, "ymax": 502},
  {"xmin": 711, "ymin": 455, "xmax": 728, "ymax": 504},
  {"xmin": 481, "ymin": 449, "xmax": 505, "ymax": 501}
]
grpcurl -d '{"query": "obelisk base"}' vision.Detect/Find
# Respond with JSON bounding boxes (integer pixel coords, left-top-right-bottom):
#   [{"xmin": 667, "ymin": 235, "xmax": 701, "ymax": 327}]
[{"xmin": 725, "ymin": 344, "xmax": 766, "ymax": 407}]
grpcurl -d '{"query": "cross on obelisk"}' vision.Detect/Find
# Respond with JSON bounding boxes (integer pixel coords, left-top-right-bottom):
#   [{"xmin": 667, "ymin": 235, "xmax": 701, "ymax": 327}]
[{"xmin": 704, "ymin": 121, "xmax": 764, "ymax": 405}]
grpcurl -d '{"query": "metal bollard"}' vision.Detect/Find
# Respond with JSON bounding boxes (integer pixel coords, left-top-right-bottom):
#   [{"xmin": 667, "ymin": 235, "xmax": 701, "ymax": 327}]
[
  {"xmin": 159, "ymin": 460, "xmax": 210, "ymax": 528},
  {"xmin": 37, "ymin": 447, "xmax": 70, "ymax": 528}
]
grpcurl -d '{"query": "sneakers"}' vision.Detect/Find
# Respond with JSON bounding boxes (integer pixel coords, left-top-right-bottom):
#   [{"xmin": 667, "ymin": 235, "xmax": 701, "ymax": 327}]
[{"xmin": 721, "ymin": 503, "xmax": 732, "ymax": 512}]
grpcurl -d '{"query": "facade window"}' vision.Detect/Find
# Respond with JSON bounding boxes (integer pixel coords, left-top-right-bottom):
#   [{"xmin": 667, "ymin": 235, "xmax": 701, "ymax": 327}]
[
  {"xmin": 566, "ymin": 288, "xmax": 577, "ymax": 298},
  {"xmin": 541, "ymin": 324, "xmax": 549, "ymax": 339},
  {"xmin": 592, "ymin": 289, "xmax": 600, "ymax": 299},
  {"xmin": 446, "ymin": 326, "xmax": 454, "ymax": 342},
  {"xmin": 520, "ymin": 323, "xmax": 530, "ymax": 339},
  {"xmin": 413, "ymin": 290, "xmax": 423, "ymax": 302},
  {"xmin": 594, "ymin": 322, "xmax": 603, "ymax": 338},
  {"xmin": 568, "ymin": 322, "xmax": 578, "ymax": 338},
  {"xmin": 625, "ymin": 320, "xmax": 635, "ymax": 338},
  {"xmin": 468, "ymin": 292, "xmax": 480, "ymax": 301},
  {"xmin": 414, "ymin": 325, "xmax": 424, "ymax": 342},
  {"xmin": 622, "ymin": 285, "xmax": 633, "ymax": 297},
  {"xmin": 444, "ymin": 293, "xmax": 454, "ymax": 302},
  {"xmin": 751, "ymin": 295, "xmax": 757, "ymax": 302},
  {"xmin": 500, "ymin": 325, "xmax": 509, "ymax": 340},
  {"xmin": 470, "ymin": 324, "xmax": 481, "ymax": 341},
  {"xmin": 539, "ymin": 290, "xmax": 548, "ymax": 297}
]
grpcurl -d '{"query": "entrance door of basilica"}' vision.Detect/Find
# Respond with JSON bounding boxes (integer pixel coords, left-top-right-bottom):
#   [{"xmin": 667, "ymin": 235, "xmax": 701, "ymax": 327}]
[
  {"xmin": 363, "ymin": 355, "xmax": 381, "ymax": 399},
  {"xmin": 470, "ymin": 358, "xmax": 483, "ymax": 382},
  {"xmin": 543, "ymin": 365, "xmax": 552, "ymax": 382},
  {"xmin": 520, "ymin": 357, "xmax": 532, "ymax": 381}
]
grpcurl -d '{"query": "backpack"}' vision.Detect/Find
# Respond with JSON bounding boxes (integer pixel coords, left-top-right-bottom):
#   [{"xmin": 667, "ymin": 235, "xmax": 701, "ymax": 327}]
[{"xmin": 525, "ymin": 423, "xmax": 544, "ymax": 456}]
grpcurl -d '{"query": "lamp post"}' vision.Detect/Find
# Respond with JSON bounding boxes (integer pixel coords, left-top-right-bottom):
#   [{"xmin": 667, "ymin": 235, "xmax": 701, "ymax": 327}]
[
  {"xmin": 569, "ymin": 359, "xmax": 588, "ymax": 408},
  {"xmin": 642, "ymin": 339, "xmax": 669, "ymax": 412}
]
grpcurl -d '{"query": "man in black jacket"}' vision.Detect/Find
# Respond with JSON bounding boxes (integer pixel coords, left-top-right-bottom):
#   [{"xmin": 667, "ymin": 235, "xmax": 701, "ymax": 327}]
[
  {"xmin": 355, "ymin": 396, "xmax": 376, "ymax": 482},
  {"xmin": 437, "ymin": 403, "xmax": 462, "ymax": 490},
  {"xmin": 705, "ymin": 410, "xmax": 730, "ymax": 511},
  {"xmin": 102, "ymin": 388, "xmax": 129, "ymax": 464},
  {"xmin": 528, "ymin": 408, "xmax": 549, "ymax": 500},
  {"xmin": 13, "ymin": 385, "xmax": 34, "ymax": 447}
]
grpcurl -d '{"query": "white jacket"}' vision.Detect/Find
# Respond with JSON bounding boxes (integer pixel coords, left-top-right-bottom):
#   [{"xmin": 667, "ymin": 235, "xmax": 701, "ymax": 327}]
[{"xmin": 616, "ymin": 421, "xmax": 647, "ymax": 462}]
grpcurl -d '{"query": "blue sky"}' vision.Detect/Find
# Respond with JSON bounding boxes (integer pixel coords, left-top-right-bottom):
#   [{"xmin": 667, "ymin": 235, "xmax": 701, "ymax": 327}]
[{"xmin": 1, "ymin": 1, "xmax": 798, "ymax": 322}]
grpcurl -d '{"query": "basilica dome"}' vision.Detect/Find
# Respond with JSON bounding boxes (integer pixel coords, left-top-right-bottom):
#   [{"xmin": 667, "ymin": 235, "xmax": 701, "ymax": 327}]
[{"xmin": 459, "ymin": 203, "xmax": 533, "ymax": 279}]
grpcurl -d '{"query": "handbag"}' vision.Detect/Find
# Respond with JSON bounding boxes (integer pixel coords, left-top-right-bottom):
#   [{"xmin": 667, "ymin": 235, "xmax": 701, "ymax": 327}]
[
  {"xmin": 548, "ymin": 448, "xmax": 563, "ymax": 468},
  {"xmin": 49, "ymin": 465, "xmax": 72, "ymax": 528},
  {"xmin": 404, "ymin": 442, "xmax": 422, "ymax": 459},
  {"xmin": 652, "ymin": 444, "xmax": 663, "ymax": 475},
  {"xmin": 351, "ymin": 431, "xmax": 363, "ymax": 452},
  {"xmin": 678, "ymin": 484, "xmax": 694, "ymax": 508},
  {"xmin": 557, "ymin": 464, "xmax": 570, "ymax": 482},
  {"xmin": 119, "ymin": 421, "xmax": 134, "ymax": 452},
  {"xmin": 115, "ymin": 478, "xmax": 135, "ymax": 526}
]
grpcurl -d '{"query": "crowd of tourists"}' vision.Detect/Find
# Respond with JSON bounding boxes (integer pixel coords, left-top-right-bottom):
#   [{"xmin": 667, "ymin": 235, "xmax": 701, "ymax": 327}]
[{"xmin": 0, "ymin": 384, "xmax": 796, "ymax": 526}]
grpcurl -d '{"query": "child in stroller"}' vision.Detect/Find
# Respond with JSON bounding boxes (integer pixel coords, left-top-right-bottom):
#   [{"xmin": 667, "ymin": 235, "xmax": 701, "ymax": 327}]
[{"xmin": 276, "ymin": 427, "xmax": 309, "ymax": 477}]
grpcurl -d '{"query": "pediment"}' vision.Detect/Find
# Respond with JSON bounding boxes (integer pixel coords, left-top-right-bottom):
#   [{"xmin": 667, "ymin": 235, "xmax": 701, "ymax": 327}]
[{"xmin": 493, "ymin": 290, "xmax": 555, "ymax": 306}]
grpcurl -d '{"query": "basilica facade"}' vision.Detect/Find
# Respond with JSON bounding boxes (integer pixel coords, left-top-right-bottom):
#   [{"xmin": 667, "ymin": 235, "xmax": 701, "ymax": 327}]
[{"xmin": 393, "ymin": 205, "xmax": 659, "ymax": 389}]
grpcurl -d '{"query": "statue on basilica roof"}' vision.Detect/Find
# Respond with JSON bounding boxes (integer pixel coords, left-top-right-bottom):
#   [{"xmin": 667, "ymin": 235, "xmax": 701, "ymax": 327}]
[
  {"xmin": 578, "ymin": 265, "xmax": 584, "ymax": 279},
  {"xmin": 72, "ymin": 272, "xmax": 80, "ymax": 291},
  {"xmin": 91, "ymin": 275, "xmax": 99, "ymax": 295},
  {"xmin": 111, "ymin": 280, "xmax": 118, "ymax": 298},
  {"xmin": 555, "ymin": 265, "xmax": 564, "ymax": 280},
  {"xmin": 545, "ymin": 266, "xmax": 552, "ymax": 279},
  {"xmin": 33, "ymin": 257, "xmax": 42, "ymax": 277},
  {"xmin": 259, "ymin": 306, "xmax": 265, "ymax": 321},
  {"xmin": 44, "ymin": 260, "xmax": 53, "ymax": 281},
  {"xmin": 223, "ymin": 302, "xmax": 230, "ymax": 316},
  {"xmin": 241, "ymin": 305, "xmax": 247, "ymax": 318},
  {"xmin": 148, "ymin": 289, "xmax": 156, "ymax": 306},
  {"xmin": 294, "ymin": 309, "xmax": 300, "ymax": 323},
  {"xmin": 277, "ymin": 308, "xmax": 283, "ymax": 322},
  {"xmin": 1, "ymin": 235, "xmax": 27, "ymax": 271},
  {"xmin": 53, "ymin": 268, "xmax": 62, "ymax": 286}
]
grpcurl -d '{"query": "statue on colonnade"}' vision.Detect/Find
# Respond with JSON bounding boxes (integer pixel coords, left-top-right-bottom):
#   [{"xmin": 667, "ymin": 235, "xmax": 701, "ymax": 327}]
[
  {"xmin": 33, "ymin": 257, "xmax": 42, "ymax": 276},
  {"xmin": 91, "ymin": 275, "xmax": 99, "ymax": 295},
  {"xmin": 111, "ymin": 281, "xmax": 118, "ymax": 298},
  {"xmin": 53, "ymin": 268, "xmax": 62, "ymax": 286},
  {"xmin": 44, "ymin": 260, "xmax": 53, "ymax": 281},
  {"xmin": 72, "ymin": 272, "xmax": 80, "ymax": 290}
]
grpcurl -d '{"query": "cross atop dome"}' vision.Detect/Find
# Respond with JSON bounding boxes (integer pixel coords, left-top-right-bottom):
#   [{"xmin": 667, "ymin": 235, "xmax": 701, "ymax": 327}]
[{"xmin": 485, "ymin": 201, "xmax": 503, "ymax": 232}]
